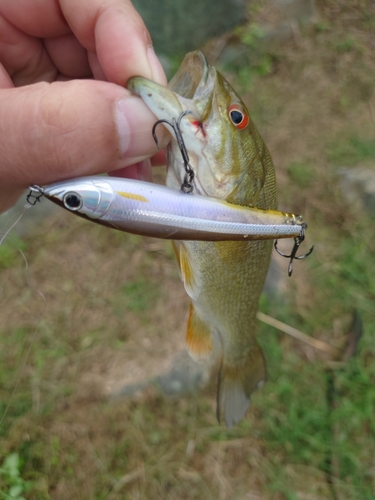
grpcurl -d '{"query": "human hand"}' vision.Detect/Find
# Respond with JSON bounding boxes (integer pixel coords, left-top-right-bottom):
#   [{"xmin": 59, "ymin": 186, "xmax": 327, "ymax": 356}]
[{"xmin": 0, "ymin": 0, "xmax": 168, "ymax": 213}]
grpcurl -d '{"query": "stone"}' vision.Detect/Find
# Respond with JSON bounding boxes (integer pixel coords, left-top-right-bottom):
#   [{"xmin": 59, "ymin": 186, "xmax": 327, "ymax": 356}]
[
  {"xmin": 339, "ymin": 167, "xmax": 375, "ymax": 216},
  {"xmin": 132, "ymin": 0, "xmax": 246, "ymax": 60}
]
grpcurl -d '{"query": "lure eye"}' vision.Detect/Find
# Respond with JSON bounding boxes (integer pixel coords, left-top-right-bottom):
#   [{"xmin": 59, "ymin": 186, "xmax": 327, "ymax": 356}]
[
  {"xmin": 63, "ymin": 192, "xmax": 83, "ymax": 211},
  {"xmin": 228, "ymin": 104, "xmax": 249, "ymax": 130}
]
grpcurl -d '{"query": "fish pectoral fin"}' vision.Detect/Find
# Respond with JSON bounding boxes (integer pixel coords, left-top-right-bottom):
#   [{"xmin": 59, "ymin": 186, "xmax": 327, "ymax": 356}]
[
  {"xmin": 186, "ymin": 304, "xmax": 213, "ymax": 360},
  {"xmin": 179, "ymin": 244, "xmax": 200, "ymax": 300},
  {"xmin": 217, "ymin": 345, "xmax": 266, "ymax": 428},
  {"xmin": 172, "ymin": 241, "xmax": 181, "ymax": 268}
]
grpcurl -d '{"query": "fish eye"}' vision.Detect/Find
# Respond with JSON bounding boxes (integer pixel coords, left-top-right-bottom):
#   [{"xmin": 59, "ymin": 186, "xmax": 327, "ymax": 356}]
[
  {"xmin": 228, "ymin": 104, "xmax": 249, "ymax": 130},
  {"xmin": 63, "ymin": 192, "xmax": 83, "ymax": 211}
]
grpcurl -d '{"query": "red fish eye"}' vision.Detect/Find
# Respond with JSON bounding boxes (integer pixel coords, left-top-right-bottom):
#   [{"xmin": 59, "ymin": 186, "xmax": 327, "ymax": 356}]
[{"xmin": 228, "ymin": 104, "xmax": 249, "ymax": 130}]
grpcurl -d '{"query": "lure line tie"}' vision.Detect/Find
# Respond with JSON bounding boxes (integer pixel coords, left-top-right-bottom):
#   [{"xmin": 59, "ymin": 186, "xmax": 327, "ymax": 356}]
[
  {"xmin": 274, "ymin": 222, "xmax": 314, "ymax": 276},
  {"xmin": 26, "ymin": 185, "xmax": 44, "ymax": 206},
  {"xmin": 152, "ymin": 111, "xmax": 195, "ymax": 193}
]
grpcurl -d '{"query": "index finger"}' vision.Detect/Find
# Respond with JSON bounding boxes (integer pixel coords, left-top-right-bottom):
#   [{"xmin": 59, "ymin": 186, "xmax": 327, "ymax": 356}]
[
  {"xmin": 60, "ymin": 0, "xmax": 166, "ymax": 86},
  {"xmin": 0, "ymin": 0, "xmax": 166, "ymax": 85}
]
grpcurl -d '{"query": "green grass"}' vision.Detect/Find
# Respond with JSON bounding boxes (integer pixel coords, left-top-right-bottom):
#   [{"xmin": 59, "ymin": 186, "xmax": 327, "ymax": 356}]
[
  {"xmin": 327, "ymin": 135, "xmax": 375, "ymax": 167},
  {"xmin": 287, "ymin": 161, "xmax": 317, "ymax": 189},
  {"xmin": 0, "ymin": 453, "xmax": 31, "ymax": 500},
  {"xmin": 0, "ymin": 235, "xmax": 26, "ymax": 270},
  {"xmin": 254, "ymin": 204, "xmax": 375, "ymax": 498},
  {"xmin": 121, "ymin": 278, "xmax": 161, "ymax": 313}
]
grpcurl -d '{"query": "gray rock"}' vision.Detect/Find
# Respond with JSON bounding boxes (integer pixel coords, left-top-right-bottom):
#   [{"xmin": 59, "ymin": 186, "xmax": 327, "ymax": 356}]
[
  {"xmin": 265, "ymin": 0, "xmax": 318, "ymax": 44},
  {"xmin": 132, "ymin": 0, "xmax": 246, "ymax": 62},
  {"xmin": 339, "ymin": 167, "xmax": 375, "ymax": 216},
  {"xmin": 217, "ymin": 0, "xmax": 317, "ymax": 73},
  {"xmin": 154, "ymin": 350, "xmax": 210, "ymax": 396},
  {"xmin": 272, "ymin": 0, "xmax": 317, "ymax": 25},
  {"xmin": 113, "ymin": 350, "xmax": 210, "ymax": 399}
]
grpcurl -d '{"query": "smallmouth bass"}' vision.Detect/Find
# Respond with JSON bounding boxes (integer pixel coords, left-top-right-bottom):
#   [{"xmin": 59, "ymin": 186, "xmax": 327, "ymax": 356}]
[{"xmin": 128, "ymin": 51, "xmax": 279, "ymax": 427}]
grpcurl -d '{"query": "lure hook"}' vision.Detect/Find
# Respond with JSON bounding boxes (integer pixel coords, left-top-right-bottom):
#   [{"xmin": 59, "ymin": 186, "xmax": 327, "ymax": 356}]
[
  {"xmin": 26, "ymin": 185, "xmax": 44, "ymax": 205},
  {"xmin": 152, "ymin": 110, "xmax": 195, "ymax": 193},
  {"xmin": 274, "ymin": 223, "xmax": 314, "ymax": 276}
]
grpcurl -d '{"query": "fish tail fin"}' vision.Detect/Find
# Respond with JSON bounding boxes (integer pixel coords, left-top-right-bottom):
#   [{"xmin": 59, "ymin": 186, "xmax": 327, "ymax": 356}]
[{"xmin": 217, "ymin": 345, "xmax": 266, "ymax": 428}]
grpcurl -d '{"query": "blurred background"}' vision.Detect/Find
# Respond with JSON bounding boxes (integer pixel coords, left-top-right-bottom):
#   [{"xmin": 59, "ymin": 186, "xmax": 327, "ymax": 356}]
[{"xmin": 1, "ymin": 0, "xmax": 375, "ymax": 498}]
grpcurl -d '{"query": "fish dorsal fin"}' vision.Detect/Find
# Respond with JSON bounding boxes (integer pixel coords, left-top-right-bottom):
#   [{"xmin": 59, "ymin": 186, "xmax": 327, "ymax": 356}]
[
  {"xmin": 217, "ymin": 345, "xmax": 267, "ymax": 428},
  {"xmin": 186, "ymin": 304, "xmax": 213, "ymax": 360},
  {"xmin": 168, "ymin": 51, "xmax": 209, "ymax": 98}
]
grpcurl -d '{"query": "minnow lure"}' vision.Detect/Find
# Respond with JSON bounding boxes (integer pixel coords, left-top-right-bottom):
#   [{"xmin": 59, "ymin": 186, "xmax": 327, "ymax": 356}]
[{"xmin": 41, "ymin": 176, "xmax": 305, "ymax": 242}]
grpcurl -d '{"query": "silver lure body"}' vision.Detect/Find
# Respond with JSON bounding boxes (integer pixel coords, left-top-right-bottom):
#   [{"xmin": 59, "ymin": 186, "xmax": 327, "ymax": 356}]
[{"xmin": 43, "ymin": 176, "xmax": 303, "ymax": 241}]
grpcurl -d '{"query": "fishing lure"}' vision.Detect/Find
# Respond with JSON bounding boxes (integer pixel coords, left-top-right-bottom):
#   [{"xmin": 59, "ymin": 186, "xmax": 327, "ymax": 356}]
[{"xmin": 36, "ymin": 177, "xmax": 306, "ymax": 242}]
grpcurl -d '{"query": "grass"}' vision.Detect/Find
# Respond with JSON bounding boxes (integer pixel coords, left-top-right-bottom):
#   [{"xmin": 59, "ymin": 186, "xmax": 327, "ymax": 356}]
[
  {"xmin": 0, "ymin": 236, "xmax": 26, "ymax": 271},
  {"xmin": 287, "ymin": 161, "xmax": 317, "ymax": 189},
  {"xmin": 120, "ymin": 278, "xmax": 161, "ymax": 314},
  {"xmin": 0, "ymin": 453, "xmax": 30, "ymax": 500},
  {"xmin": 327, "ymin": 135, "xmax": 375, "ymax": 167},
  {"xmin": 1, "ymin": 1, "xmax": 375, "ymax": 499}
]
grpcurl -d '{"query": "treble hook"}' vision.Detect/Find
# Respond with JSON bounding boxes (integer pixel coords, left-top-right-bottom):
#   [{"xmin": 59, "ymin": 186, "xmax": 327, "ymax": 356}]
[
  {"xmin": 26, "ymin": 184, "xmax": 44, "ymax": 205},
  {"xmin": 152, "ymin": 110, "xmax": 195, "ymax": 193},
  {"xmin": 274, "ymin": 223, "xmax": 314, "ymax": 277}
]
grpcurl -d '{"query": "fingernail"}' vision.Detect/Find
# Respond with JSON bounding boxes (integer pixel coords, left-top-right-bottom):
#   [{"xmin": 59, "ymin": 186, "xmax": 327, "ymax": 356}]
[
  {"xmin": 115, "ymin": 97, "xmax": 132, "ymax": 156},
  {"xmin": 115, "ymin": 95, "xmax": 156, "ymax": 161},
  {"xmin": 115, "ymin": 94, "xmax": 169, "ymax": 162},
  {"xmin": 147, "ymin": 47, "xmax": 167, "ymax": 85}
]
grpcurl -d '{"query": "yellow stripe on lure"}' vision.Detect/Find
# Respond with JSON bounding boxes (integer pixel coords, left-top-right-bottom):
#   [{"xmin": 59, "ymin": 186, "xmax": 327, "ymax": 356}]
[{"xmin": 128, "ymin": 51, "xmax": 281, "ymax": 427}]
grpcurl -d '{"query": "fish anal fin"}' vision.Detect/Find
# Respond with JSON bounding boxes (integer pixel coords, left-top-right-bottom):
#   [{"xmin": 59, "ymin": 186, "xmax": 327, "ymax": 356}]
[
  {"xmin": 217, "ymin": 345, "xmax": 266, "ymax": 428},
  {"xmin": 186, "ymin": 304, "xmax": 213, "ymax": 360}
]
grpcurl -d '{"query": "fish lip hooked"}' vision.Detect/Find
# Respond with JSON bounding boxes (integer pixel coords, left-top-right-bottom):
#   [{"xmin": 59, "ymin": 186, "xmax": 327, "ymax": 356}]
[
  {"xmin": 126, "ymin": 51, "xmax": 214, "ymax": 127},
  {"xmin": 127, "ymin": 52, "xmax": 216, "ymax": 196},
  {"xmin": 152, "ymin": 110, "xmax": 197, "ymax": 193}
]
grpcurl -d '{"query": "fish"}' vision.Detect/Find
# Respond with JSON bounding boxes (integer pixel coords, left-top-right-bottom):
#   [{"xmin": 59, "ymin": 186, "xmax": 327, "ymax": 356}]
[
  {"xmin": 127, "ymin": 50, "xmax": 279, "ymax": 427},
  {"xmin": 42, "ymin": 176, "xmax": 304, "ymax": 241}
]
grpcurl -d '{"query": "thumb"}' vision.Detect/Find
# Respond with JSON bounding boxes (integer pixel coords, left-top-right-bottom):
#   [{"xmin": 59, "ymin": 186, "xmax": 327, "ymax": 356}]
[{"xmin": 0, "ymin": 80, "xmax": 167, "ymax": 212}]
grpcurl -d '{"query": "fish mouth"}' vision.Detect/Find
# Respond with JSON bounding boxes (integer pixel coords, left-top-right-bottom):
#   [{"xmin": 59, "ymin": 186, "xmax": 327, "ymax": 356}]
[
  {"xmin": 127, "ymin": 51, "xmax": 215, "ymax": 126},
  {"xmin": 127, "ymin": 51, "xmax": 217, "ymax": 196}
]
